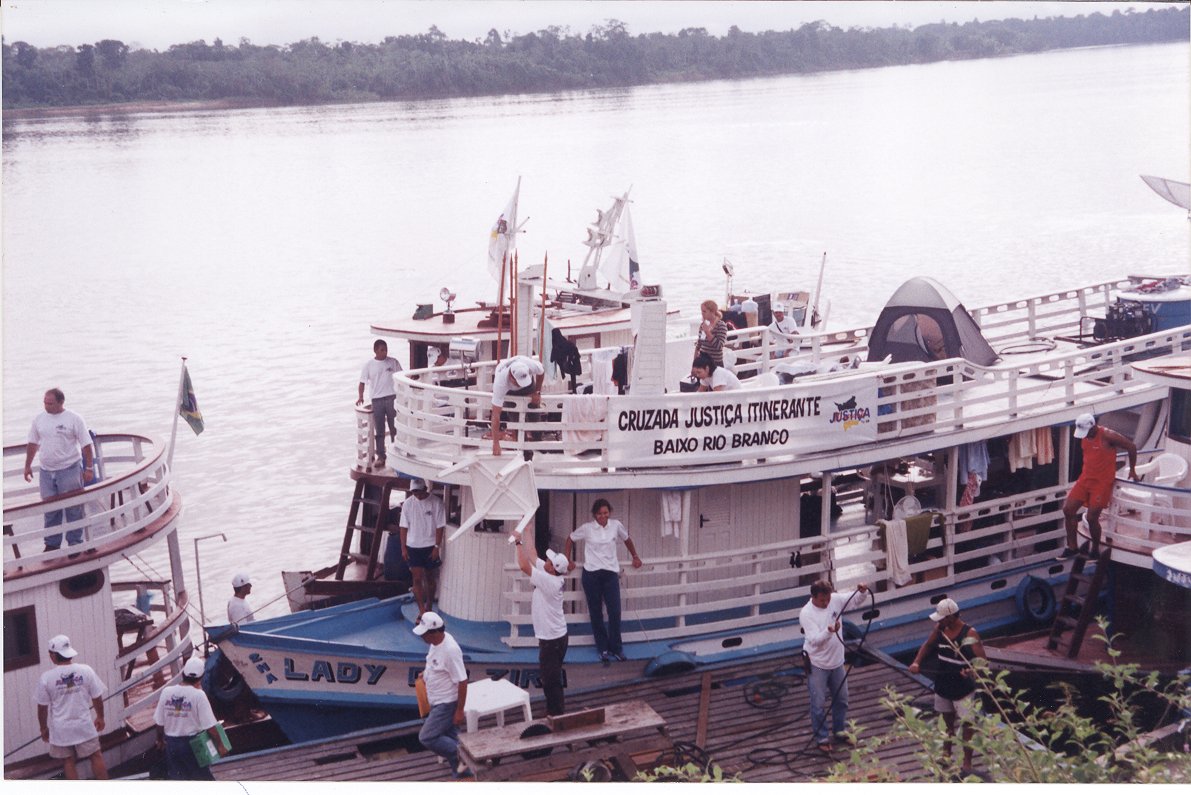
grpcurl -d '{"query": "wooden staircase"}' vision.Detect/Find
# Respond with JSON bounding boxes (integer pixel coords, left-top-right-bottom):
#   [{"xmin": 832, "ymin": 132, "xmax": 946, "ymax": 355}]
[
  {"xmin": 1046, "ymin": 548, "xmax": 1111, "ymax": 658},
  {"xmin": 336, "ymin": 475, "xmax": 399, "ymax": 581}
]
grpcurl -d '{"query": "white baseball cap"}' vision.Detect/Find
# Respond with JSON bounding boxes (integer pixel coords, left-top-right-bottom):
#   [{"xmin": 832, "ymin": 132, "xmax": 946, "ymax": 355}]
[
  {"xmin": 1073, "ymin": 413, "xmax": 1096, "ymax": 439},
  {"xmin": 48, "ymin": 634, "xmax": 78, "ymax": 659},
  {"xmin": 232, "ymin": 572, "xmax": 252, "ymax": 589},
  {"xmin": 413, "ymin": 611, "xmax": 445, "ymax": 636},
  {"xmin": 545, "ymin": 549, "xmax": 569, "ymax": 573},
  {"xmin": 510, "ymin": 362, "xmax": 533, "ymax": 387},
  {"xmin": 409, "ymin": 478, "xmax": 428, "ymax": 492},
  {"xmin": 929, "ymin": 598, "xmax": 960, "ymax": 622},
  {"xmin": 772, "ymin": 303, "xmax": 786, "ymax": 313},
  {"xmin": 183, "ymin": 656, "xmax": 206, "ymax": 679}
]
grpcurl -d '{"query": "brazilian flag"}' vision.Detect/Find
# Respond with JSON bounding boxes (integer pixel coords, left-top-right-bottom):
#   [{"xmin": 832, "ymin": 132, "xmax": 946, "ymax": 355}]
[{"xmin": 180, "ymin": 366, "xmax": 204, "ymax": 435}]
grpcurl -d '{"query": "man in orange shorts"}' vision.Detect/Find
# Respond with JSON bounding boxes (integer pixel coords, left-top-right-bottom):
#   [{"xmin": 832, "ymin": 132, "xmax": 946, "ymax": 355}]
[{"xmin": 1060, "ymin": 413, "xmax": 1137, "ymax": 558}]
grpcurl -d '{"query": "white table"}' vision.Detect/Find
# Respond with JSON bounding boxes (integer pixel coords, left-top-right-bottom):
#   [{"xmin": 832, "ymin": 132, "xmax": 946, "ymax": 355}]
[{"xmin": 463, "ymin": 677, "xmax": 532, "ymax": 733}]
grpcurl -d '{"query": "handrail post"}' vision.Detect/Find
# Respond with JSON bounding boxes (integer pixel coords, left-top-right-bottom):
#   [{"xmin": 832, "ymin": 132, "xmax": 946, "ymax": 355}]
[{"xmin": 193, "ymin": 533, "xmax": 227, "ymax": 629}]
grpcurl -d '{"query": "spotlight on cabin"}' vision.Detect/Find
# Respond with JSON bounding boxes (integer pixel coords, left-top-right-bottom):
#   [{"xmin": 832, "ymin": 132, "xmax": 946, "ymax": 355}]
[{"xmin": 439, "ymin": 287, "xmax": 457, "ymax": 323}]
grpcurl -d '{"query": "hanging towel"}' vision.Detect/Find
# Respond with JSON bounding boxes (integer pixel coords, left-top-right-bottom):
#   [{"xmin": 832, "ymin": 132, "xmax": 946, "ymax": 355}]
[
  {"xmin": 880, "ymin": 519, "xmax": 913, "ymax": 586},
  {"xmin": 661, "ymin": 491, "xmax": 684, "ymax": 538},
  {"xmin": 560, "ymin": 395, "xmax": 608, "ymax": 454},
  {"xmin": 590, "ymin": 348, "xmax": 619, "ymax": 395},
  {"xmin": 904, "ymin": 512, "xmax": 934, "ymax": 558},
  {"xmin": 958, "ymin": 440, "xmax": 990, "ymax": 481},
  {"xmin": 1008, "ymin": 430, "xmax": 1036, "ymax": 472},
  {"xmin": 1034, "ymin": 426, "xmax": 1055, "ymax": 466}
]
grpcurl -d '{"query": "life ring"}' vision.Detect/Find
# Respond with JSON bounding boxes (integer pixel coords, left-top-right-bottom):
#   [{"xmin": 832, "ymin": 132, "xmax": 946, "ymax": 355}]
[{"xmin": 1015, "ymin": 576, "xmax": 1057, "ymax": 625}]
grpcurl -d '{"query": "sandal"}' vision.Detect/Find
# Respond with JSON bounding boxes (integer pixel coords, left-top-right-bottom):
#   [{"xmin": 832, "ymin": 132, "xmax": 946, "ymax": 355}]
[{"xmin": 817, "ymin": 742, "xmax": 834, "ymax": 754}]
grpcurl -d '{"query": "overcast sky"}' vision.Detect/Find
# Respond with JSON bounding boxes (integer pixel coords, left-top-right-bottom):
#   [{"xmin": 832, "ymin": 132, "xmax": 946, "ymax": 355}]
[{"xmin": 0, "ymin": 1, "xmax": 1176, "ymax": 50}]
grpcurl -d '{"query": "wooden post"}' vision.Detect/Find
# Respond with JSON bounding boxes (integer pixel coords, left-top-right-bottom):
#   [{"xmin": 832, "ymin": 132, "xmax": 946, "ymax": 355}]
[
  {"xmin": 496, "ymin": 252, "xmax": 507, "ymax": 360},
  {"xmin": 538, "ymin": 253, "xmax": 549, "ymax": 361}
]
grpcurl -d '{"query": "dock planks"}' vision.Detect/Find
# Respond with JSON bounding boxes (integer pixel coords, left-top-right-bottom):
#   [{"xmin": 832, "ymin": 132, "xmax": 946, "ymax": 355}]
[{"xmin": 213, "ymin": 649, "xmax": 946, "ymax": 782}]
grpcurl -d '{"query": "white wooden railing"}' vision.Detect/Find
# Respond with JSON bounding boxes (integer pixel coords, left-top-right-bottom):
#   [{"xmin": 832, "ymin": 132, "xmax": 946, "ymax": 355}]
[
  {"xmin": 367, "ymin": 324, "xmax": 1190, "ymax": 476},
  {"xmin": 499, "ymin": 487, "xmax": 1071, "ymax": 648},
  {"xmin": 3, "ymin": 434, "xmax": 177, "ymax": 572}
]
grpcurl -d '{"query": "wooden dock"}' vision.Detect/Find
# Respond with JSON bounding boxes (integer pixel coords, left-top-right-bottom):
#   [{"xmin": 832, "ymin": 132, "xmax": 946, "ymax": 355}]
[{"xmin": 213, "ymin": 648, "xmax": 947, "ymax": 782}]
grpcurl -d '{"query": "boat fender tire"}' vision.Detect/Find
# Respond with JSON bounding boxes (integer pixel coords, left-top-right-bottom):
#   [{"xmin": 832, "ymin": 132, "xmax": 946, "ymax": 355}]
[
  {"xmin": 1015, "ymin": 576, "xmax": 1057, "ymax": 625},
  {"xmin": 205, "ymin": 651, "xmax": 246, "ymax": 704},
  {"xmin": 644, "ymin": 651, "xmax": 697, "ymax": 678}
]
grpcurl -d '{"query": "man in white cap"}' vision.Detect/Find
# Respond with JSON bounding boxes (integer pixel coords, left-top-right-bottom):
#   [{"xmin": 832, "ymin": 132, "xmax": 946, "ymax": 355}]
[
  {"xmin": 1060, "ymin": 412, "xmax": 1137, "ymax": 559},
  {"xmin": 767, "ymin": 303, "xmax": 801, "ymax": 358},
  {"xmin": 24, "ymin": 388, "xmax": 95, "ymax": 551},
  {"xmin": 413, "ymin": 612, "xmax": 471, "ymax": 779},
  {"xmin": 227, "ymin": 573, "xmax": 255, "ymax": 624},
  {"xmin": 512, "ymin": 532, "xmax": 570, "ymax": 716},
  {"xmin": 400, "ymin": 479, "xmax": 446, "ymax": 618},
  {"xmin": 908, "ymin": 598, "xmax": 986, "ymax": 779},
  {"xmin": 154, "ymin": 656, "xmax": 228, "ymax": 780},
  {"xmin": 489, "ymin": 354, "xmax": 545, "ymax": 456},
  {"xmin": 36, "ymin": 634, "xmax": 108, "ymax": 779}
]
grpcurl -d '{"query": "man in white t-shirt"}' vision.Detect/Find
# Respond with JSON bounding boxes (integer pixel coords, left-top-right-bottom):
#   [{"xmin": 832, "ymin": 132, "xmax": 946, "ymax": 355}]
[
  {"xmin": 768, "ymin": 303, "xmax": 801, "ymax": 358},
  {"xmin": 428, "ymin": 346, "xmax": 465, "ymax": 385},
  {"xmin": 35, "ymin": 634, "xmax": 108, "ymax": 780},
  {"xmin": 413, "ymin": 612, "xmax": 471, "ymax": 779},
  {"xmin": 513, "ymin": 534, "xmax": 570, "ymax": 715},
  {"xmin": 356, "ymin": 339, "xmax": 402, "ymax": 469},
  {"xmin": 691, "ymin": 353, "xmax": 741, "ymax": 392},
  {"xmin": 399, "ymin": 479, "xmax": 446, "ymax": 618},
  {"xmin": 24, "ymin": 388, "xmax": 94, "ymax": 551},
  {"xmin": 799, "ymin": 579, "xmax": 870, "ymax": 753},
  {"xmin": 489, "ymin": 355, "xmax": 545, "ymax": 456},
  {"xmin": 154, "ymin": 656, "xmax": 228, "ymax": 780},
  {"xmin": 227, "ymin": 572, "xmax": 255, "ymax": 624}
]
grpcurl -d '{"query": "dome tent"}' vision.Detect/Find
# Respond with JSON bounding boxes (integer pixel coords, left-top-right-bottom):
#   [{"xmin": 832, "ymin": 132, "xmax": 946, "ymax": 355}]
[{"xmin": 866, "ymin": 277, "xmax": 999, "ymax": 366}]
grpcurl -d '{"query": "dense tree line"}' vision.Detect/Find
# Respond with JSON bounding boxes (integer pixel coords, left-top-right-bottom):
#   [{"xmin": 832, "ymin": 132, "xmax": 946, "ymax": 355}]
[{"xmin": 3, "ymin": 7, "xmax": 1187, "ymax": 109}]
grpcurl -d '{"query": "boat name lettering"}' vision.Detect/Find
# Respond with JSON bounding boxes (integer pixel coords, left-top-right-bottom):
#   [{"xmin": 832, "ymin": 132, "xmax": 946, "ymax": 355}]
[
  {"xmin": 617, "ymin": 407, "xmax": 681, "ymax": 431},
  {"xmin": 744, "ymin": 397, "xmax": 822, "ymax": 423},
  {"xmin": 283, "ymin": 657, "xmax": 387, "ymax": 685},
  {"xmin": 248, "ymin": 652, "xmax": 279, "ymax": 684}
]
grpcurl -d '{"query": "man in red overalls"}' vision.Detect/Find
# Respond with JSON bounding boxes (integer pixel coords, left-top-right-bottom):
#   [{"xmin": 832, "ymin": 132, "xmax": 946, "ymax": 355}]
[{"xmin": 1060, "ymin": 412, "xmax": 1137, "ymax": 558}]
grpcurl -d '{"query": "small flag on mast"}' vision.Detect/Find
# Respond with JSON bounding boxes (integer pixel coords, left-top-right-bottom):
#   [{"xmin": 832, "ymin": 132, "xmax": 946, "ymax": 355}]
[{"xmin": 180, "ymin": 366, "xmax": 204, "ymax": 435}]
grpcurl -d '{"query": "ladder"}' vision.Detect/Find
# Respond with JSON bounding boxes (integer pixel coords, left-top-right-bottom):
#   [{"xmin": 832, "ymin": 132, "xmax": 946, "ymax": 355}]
[
  {"xmin": 336, "ymin": 475, "xmax": 397, "ymax": 581},
  {"xmin": 1046, "ymin": 548, "xmax": 1111, "ymax": 658}
]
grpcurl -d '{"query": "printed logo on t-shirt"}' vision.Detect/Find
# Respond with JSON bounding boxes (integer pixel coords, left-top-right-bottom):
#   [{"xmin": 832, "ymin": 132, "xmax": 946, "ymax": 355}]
[
  {"xmin": 55, "ymin": 671, "xmax": 86, "ymax": 692},
  {"xmin": 164, "ymin": 695, "xmax": 194, "ymax": 717}
]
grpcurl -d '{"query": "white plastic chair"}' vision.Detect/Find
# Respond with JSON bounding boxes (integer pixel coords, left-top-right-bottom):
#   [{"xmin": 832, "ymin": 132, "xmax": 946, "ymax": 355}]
[{"xmin": 1115, "ymin": 453, "xmax": 1188, "ymax": 535}]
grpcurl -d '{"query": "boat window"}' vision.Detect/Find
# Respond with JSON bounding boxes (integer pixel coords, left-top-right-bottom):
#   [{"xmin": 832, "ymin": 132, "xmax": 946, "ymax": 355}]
[
  {"xmin": 1170, "ymin": 388, "xmax": 1191, "ymax": 444},
  {"xmin": 3, "ymin": 606, "xmax": 39, "ymax": 672},
  {"xmin": 59, "ymin": 570, "xmax": 105, "ymax": 599}
]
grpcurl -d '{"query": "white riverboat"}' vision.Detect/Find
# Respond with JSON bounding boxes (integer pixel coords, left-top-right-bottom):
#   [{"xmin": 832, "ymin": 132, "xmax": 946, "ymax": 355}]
[
  {"xmin": 212, "ymin": 261, "xmax": 1191, "ymax": 743},
  {"xmin": 3, "ymin": 434, "xmax": 193, "ymax": 778}
]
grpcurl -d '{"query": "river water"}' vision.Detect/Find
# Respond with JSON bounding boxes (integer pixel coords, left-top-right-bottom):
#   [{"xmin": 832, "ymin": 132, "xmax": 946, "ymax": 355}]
[{"xmin": 3, "ymin": 42, "xmax": 1188, "ymax": 625}]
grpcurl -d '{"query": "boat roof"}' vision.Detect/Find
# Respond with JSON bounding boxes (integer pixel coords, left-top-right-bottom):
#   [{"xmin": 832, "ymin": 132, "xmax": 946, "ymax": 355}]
[{"xmin": 1132, "ymin": 352, "xmax": 1191, "ymax": 388}]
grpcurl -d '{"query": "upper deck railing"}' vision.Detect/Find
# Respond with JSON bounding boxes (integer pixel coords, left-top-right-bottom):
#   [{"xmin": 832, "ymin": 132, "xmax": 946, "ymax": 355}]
[
  {"xmin": 3, "ymin": 434, "xmax": 177, "ymax": 575},
  {"xmin": 359, "ymin": 280, "xmax": 1190, "ymax": 478}
]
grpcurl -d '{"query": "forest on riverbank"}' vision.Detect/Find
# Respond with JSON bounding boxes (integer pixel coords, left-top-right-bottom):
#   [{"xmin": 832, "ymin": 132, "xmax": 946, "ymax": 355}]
[{"xmin": 3, "ymin": 6, "xmax": 1187, "ymax": 110}]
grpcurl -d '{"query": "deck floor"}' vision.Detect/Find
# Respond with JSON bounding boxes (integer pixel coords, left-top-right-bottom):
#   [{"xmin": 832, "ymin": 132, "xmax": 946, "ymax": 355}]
[{"xmin": 212, "ymin": 648, "xmax": 970, "ymax": 783}]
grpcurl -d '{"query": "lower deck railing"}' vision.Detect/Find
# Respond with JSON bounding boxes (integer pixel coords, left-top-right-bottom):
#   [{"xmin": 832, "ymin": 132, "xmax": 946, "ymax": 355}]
[{"xmin": 500, "ymin": 487, "xmax": 1072, "ymax": 648}]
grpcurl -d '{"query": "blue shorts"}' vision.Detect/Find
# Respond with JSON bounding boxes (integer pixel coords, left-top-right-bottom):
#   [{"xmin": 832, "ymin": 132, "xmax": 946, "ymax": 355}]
[{"xmin": 407, "ymin": 545, "xmax": 441, "ymax": 570}]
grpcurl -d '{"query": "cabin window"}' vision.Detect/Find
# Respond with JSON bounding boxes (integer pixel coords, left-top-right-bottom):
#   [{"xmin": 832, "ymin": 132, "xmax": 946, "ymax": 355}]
[
  {"xmin": 1170, "ymin": 389, "xmax": 1191, "ymax": 445},
  {"xmin": 4, "ymin": 606, "xmax": 39, "ymax": 672},
  {"xmin": 59, "ymin": 570, "xmax": 105, "ymax": 599}
]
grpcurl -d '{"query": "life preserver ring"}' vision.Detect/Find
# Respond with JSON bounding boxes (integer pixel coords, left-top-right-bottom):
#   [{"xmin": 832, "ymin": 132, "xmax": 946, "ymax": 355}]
[{"xmin": 1015, "ymin": 576, "xmax": 1057, "ymax": 625}]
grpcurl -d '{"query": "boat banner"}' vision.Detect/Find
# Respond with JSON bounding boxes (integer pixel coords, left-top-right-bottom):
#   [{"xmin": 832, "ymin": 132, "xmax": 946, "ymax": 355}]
[{"xmin": 605, "ymin": 377, "xmax": 879, "ymax": 464}]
